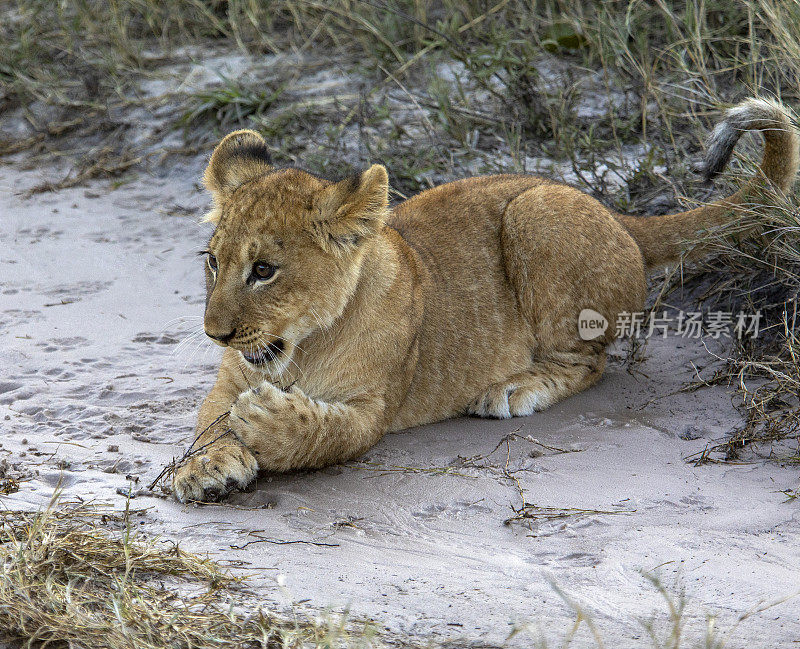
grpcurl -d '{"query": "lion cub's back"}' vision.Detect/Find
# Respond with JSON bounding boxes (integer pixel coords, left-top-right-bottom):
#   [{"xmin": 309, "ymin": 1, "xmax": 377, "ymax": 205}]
[{"xmin": 389, "ymin": 174, "xmax": 546, "ymax": 242}]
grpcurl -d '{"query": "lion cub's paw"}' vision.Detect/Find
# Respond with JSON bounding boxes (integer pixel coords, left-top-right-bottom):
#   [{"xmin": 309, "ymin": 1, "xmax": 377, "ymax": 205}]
[
  {"xmin": 229, "ymin": 382, "xmax": 292, "ymax": 446},
  {"xmin": 172, "ymin": 443, "xmax": 258, "ymax": 503},
  {"xmin": 468, "ymin": 382, "xmax": 548, "ymax": 419},
  {"xmin": 467, "ymin": 385, "xmax": 513, "ymax": 419}
]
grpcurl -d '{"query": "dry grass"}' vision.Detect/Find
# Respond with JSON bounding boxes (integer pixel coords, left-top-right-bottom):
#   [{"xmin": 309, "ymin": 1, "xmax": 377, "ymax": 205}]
[
  {"xmin": 508, "ymin": 572, "xmax": 793, "ymax": 649},
  {"xmin": 504, "ymin": 503, "xmax": 635, "ymax": 529},
  {"xmin": 658, "ymin": 182, "xmax": 800, "ymax": 463},
  {"xmin": 683, "ymin": 312, "xmax": 799, "ymax": 465},
  {"xmin": 147, "ymin": 411, "xmax": 234, "ymax": 495},
  {"xmin": 0, "ymin": 496, "xmax": 381, "ymax": 648},
  {"xmin": 0, "ymin": 478, "xmax": 20, "ymax": 496}
]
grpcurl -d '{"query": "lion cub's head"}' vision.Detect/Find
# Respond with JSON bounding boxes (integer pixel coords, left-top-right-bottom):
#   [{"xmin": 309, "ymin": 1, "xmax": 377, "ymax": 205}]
[{"xmin": 200, "ymin": 129, "xmax": 389, "ymax": 377}]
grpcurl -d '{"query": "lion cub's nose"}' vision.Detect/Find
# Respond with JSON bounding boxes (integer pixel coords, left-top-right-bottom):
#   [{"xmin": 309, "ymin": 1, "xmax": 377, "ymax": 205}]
[{"xmin": 205, "ymin": 327, "xmax": 236, "ymax": 344}]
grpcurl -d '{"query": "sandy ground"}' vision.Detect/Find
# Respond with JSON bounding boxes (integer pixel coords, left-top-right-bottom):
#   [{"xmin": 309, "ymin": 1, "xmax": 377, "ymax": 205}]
[{"xmin": 2, "ymin": 156, "xmax": 799, "ymax": 648}]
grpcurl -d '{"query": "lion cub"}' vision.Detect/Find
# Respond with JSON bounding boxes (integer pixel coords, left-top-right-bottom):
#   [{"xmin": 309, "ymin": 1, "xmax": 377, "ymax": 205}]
[{"xmin": 172, "ymin": 98, "xmax": 798, "ymax": 502}]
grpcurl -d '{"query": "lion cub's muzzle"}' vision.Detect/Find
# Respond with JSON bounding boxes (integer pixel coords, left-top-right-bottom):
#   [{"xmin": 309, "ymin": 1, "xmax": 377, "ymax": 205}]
[{"xmin": 241, "ymin": 339, "xmax": 284, "ymax": 366}]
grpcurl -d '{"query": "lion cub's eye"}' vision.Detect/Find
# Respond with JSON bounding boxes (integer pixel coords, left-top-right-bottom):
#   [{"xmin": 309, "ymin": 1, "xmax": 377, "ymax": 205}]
[
  {"xmin": 252, "ymin": 261, "xmax": 277, "ymax": 282},
  {"xmin": 207, "ymin": 254, "xmax": 218, "ymax": 272}
]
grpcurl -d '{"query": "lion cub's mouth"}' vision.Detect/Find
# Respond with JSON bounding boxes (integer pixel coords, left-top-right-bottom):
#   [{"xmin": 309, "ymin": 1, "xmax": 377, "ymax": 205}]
[{"xmin": 241, "ymin": 340, "xmax": 284, "ymax": 366}]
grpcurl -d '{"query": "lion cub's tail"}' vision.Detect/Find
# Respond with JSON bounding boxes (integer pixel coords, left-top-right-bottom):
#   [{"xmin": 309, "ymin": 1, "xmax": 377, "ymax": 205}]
[{"xmin": 615, "ymin": 97, "xmax": 799, "ymax": 269}]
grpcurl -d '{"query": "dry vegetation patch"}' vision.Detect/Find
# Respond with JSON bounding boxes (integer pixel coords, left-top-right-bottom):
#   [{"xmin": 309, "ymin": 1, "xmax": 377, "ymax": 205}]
[
  {"xmin": 658, "ymin": 183, "xmax": 800, "ymax": 464},
  {"xmin": 0, "ymin": 498, "xmax": 380, "ymax": 648}
]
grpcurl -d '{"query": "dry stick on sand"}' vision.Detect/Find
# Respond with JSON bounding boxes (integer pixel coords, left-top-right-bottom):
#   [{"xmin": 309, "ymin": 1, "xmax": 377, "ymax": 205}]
[
  {"xmin": 458, "ymin": 431, "xmax": 580, "ymax": 470},
  {"xmin": 352, "ymin": 462, "xmax": 474, "ymax": 478},
  {"xmin": 685, "ymin": 328, "xmax": 800, "ymax": 465},
  {"xmin": 504, "ymin": 504, "xmax": 636, "ymax": 528},
  {"xmin": 231, "ymin": 534, "xmax": 340, "ymax": 550},
  {"xmin": 351, "ymin": 430, "xmax": 580, "ymax": 479},
  {"xmin": 458, "ymin": 432, "xmax": 635, "ymax": 528}
]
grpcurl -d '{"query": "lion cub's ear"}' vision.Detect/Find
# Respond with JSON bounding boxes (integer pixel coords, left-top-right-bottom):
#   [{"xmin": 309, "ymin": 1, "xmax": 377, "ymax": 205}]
[
  {"xmin": 202, "ymin": 130, "xmax": 272, "ymax": 222},
  {"xmin": 309, "ymin": 164, "xmax": 389, "ymax": 254}
]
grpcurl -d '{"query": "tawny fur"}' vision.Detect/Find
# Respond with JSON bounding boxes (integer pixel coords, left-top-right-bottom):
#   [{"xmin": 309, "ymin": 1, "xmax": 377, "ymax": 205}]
[{"xmin": 172, "ymin": 98, "xmax": 799, "ymax": 503}]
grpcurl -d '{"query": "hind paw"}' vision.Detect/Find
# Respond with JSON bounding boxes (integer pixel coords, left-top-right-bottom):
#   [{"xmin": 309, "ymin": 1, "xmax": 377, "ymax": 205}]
[{"xmin": 467, "ymin": 382, "xmax": 551, "ymax": 419}]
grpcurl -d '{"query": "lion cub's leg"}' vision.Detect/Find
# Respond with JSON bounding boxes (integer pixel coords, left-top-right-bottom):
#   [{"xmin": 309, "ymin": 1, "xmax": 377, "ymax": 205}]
[
  {"xmin": 467, "ymin": 350, "xmax": 605, "ymax": 418},
  {"xmin": 468, "ymin": 183, "xmax": 646, "ymax": 420},
  {"xmin": 228, "ymin": 382, "xmax": 386, "ymax": 472}
]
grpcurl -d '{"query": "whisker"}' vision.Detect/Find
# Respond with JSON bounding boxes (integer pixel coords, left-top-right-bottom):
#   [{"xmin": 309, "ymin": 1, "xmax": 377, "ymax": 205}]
[
  {"xmin": 180, "ymin": 332, "xmax": 219, "ymax": 372},
  {"xmin": 173, "ymin": 327, "xmax": 205, "ymax": 339},
  {"xmin": 255, "ymin": 329, "xmax": 307, "ymax": 354},
  {"xmin": 179, "ymin": 337, "xmax": 206, "ymax": 372},
  {"xmin": 159, "ymin": 315, "xmax": 204, "ymax": 334},
  {"xmin": 255, "ymin": 333, "xmax": 307, "ymax": 383},
  {"xmin": 174, "ymin": 331, "xmax": 203, "ymax": 357},
  {"xmin": 238, "ymin": 354, "xmax": 256, "ymax": 391},
  {"xmin": 308, "ymin": 305, "xmax": 333, "ymax": 344},
  {"xmin": 172, "ymin": 327, "xmax": 206, "ymax": 356}
]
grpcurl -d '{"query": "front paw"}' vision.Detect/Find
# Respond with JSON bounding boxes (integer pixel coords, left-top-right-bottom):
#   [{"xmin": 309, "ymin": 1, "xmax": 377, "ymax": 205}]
[
  {"xmin": 230, "ymin": 383, "xmax": 309, "ymax": 471},
  {"xmin": 172, "ymin": 441, "xmax": 258, "ymax": 504},
  {"xmin": 229, "ymin": 383, "xmax": 289, "ymax": 447}
]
